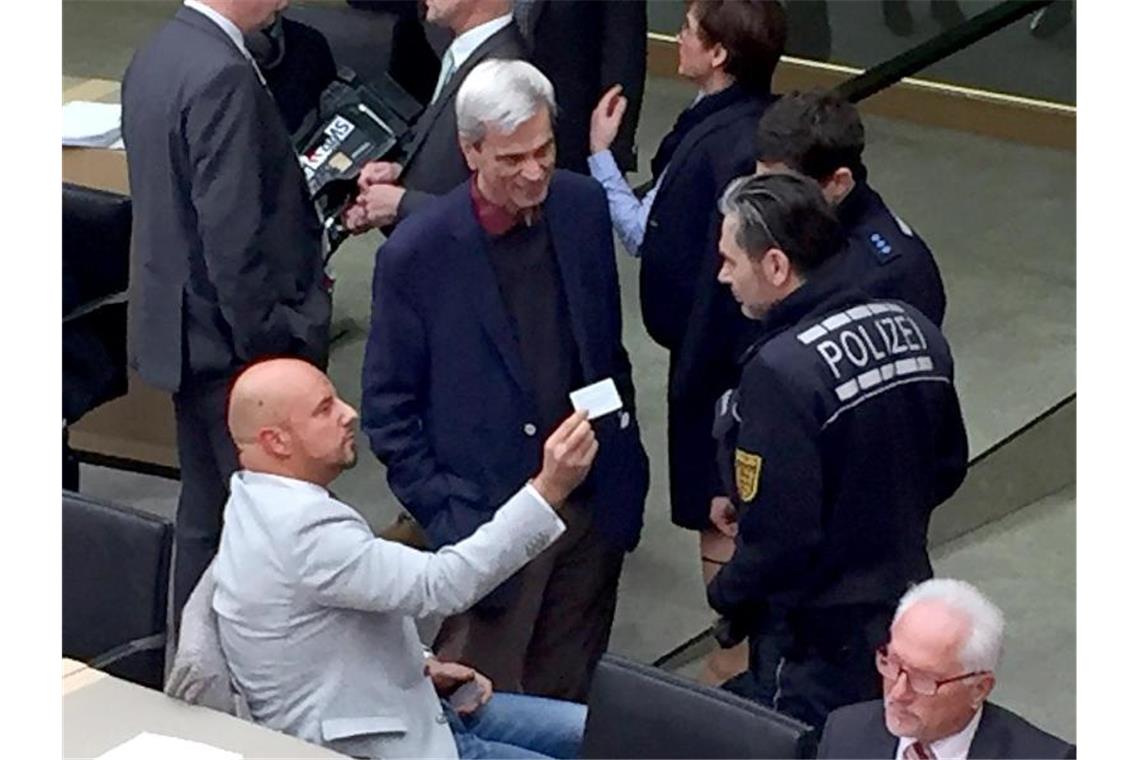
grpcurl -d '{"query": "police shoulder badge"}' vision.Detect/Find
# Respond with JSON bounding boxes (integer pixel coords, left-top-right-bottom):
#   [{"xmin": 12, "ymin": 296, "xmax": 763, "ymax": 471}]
[{"xmin": 734, "ymin": 449, "xmax": 762, "ymax": 502}]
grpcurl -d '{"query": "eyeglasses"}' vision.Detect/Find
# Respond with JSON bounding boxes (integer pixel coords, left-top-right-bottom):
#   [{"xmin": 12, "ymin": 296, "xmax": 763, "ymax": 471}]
[{"xmin": 875, "ymin": 646, "xmax": 988, "ymax": 697}]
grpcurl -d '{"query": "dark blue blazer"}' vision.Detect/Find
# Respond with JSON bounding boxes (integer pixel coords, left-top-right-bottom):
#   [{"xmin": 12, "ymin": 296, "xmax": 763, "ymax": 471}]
[
  {"xmin": 362, "ymin": 171, "xmax": 650, "ymax": 555},
  {"xmin": 638, "ymin": 90, "xmax": 777, "ymax": 530}
]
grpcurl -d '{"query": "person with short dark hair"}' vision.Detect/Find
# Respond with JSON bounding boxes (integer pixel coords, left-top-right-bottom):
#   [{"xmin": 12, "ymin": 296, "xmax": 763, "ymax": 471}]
[
  {"xmin": 587, "ymin": 0, "xmax": 786, "ymax": 688},
  {"xmin": 755, "ymin": 89, "xmax": 947, "ymax": 326},
  {"xmin": 708, "ymin": 171, "xmax": 968, "ymax": 729}
]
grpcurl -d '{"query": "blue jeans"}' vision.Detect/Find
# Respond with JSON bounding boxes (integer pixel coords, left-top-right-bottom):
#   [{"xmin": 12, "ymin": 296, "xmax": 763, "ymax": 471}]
[{"xmin": 446, "ymin": 692, "xmax": 586, "ymax": 759}]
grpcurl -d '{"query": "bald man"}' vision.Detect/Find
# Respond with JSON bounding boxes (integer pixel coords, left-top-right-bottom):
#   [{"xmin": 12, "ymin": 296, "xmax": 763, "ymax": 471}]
[{"xmin": 210, "ymin": 358, "xmax": 594, "ymax": 759}]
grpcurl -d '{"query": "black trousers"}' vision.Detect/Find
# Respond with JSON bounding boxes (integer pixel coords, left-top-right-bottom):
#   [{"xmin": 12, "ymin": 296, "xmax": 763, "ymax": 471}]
[
  {"xmin": 171, "ymin": 379, "xmax": 238, "ymax": 622},
  {"xmin": 724, "ymin": 605, "xmax": 893, "ymax": 730}
]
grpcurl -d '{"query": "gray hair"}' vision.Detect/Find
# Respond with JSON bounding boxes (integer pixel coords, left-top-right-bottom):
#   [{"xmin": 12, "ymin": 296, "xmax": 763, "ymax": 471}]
[
  {"xmin": 895, "ymin": 578, "xmax": 1005, "ymax": 672},
  {"xmin": 718, "ymin": 174, "xmax": 783, "ymax": 255},
  {"xmin": 455, "ymin": 59, "xmax": 557, "ymax": 143}
]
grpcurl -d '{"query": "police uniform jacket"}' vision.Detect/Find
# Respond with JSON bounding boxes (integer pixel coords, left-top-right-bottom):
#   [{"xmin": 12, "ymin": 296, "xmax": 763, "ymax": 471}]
[
  {"xmin": 708, "ymin": 276, "xmax": 968, "ymax": 622},
  {"xmin": 826, "ymin": 181, "xmax": 948, "ymax": 327}
]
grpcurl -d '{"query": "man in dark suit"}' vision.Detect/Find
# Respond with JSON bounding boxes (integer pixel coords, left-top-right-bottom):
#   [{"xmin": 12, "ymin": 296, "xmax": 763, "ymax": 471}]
[
  {"xmin": 513, "ymin": 0, "xmax": 647, "ymax": 174},
  {"xmin": 361, "ymin": 60, "xmax": 649, "ymax": 702},
  {"xmin": 818, "ymin": 578, "xmax": 1076, "ymax": 759},
  {"xmin": 120, "ymin": 0, "xmax": 331, "ymax": 618},
  {"xmin": 344, "ymin": 0, "xmax": 525, "ymax": 230}
]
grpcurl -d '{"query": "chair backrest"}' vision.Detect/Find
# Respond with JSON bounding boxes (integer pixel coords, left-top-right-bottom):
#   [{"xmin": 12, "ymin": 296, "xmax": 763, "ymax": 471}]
[
  {"xmin": 62, "ymin": 183, "xmax": 131, "ymax": 422},
  {"xmin": 62, "ymin": 183, "xmax": 131, "ymax": 317},
  {"xmin": 582, "ymin": 654, "xmax": 815, "ymax": 759},
  {"xmin": 62, "ymin": 490, "xmax": 172, "ymax": 690}
]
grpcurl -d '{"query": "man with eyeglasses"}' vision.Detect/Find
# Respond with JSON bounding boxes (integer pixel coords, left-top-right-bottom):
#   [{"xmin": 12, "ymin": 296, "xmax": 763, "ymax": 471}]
[
  {"xmin": 706, "ymin": 172, "xmax": 968, "ymax": 729},
  {"xmin": 818, "ymin": 578, "xmax": 1076, "ymax": 759}
]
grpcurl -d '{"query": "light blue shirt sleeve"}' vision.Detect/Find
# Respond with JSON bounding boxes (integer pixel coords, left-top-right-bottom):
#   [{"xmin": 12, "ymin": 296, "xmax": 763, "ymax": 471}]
[{"xmin": 587, "ymin": 149, "xmax": 662, "ymax": 258}]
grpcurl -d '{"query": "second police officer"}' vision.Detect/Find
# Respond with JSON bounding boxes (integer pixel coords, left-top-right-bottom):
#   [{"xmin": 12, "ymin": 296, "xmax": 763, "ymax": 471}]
[
  {"xmin": 706, "ymin": 171, "xmax": 969, "ymax": 730},
  {"xmin": 754, "ymin": 89, "xmax": 947, "ymax": 326}
]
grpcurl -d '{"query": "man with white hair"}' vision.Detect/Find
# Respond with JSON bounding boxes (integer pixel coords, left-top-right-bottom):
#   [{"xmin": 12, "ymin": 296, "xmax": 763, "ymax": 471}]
[
  {"xmin": 361, "ymin": 59, "xmax": 650, "ymax": 702},
  {"xmin": 817, "ymin": 578, "xmax": 1076, "ymax": 759}
]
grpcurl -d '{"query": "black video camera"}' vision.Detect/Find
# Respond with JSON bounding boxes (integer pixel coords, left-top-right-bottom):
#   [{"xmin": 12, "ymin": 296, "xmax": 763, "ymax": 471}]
[{"xmin": 294, "ymin": 68, "xmax": 422, "ymax": 256}]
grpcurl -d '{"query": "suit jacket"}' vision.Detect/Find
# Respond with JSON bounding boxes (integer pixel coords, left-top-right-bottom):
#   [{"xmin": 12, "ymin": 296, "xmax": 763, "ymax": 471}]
[
  {"xmin": 211, "ymin": 471, "xmax": 566, "ymax": 759},
  {"xmin": 817, "ymin": 699, "xmax": 1077, "ymax": 759},
  {"xmin": 515, "ymin": 0, "xmax": 647, "ymax": 173},
  {"xmin": 120, "ymin": 7, "xmax": 330, "ymax": 393},
  {"xmin": 395, "ymin": 21, "xmax": 527, "ymax": 219},
  {"xmin": 165, "ymin": 560, "xmax": 251, "ymax": 721},
  {"xmin": 362, "ymin": 171, "xmax": 650, "ymax": 559},
  {"xmin": 638, "ymin": 90, "xmax": 776, "ymax": 528}
]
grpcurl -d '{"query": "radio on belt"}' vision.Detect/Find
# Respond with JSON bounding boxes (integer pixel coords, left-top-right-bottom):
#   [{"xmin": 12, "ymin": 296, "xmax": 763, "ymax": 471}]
[{"xmin": 294, "ymin": 67, "xmax": 422, "ymax": 256}]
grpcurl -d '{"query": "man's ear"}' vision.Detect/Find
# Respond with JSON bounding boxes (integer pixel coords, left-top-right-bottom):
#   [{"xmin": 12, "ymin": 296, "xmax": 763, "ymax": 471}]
[
  {"xmin": 762, "ymin": 247, "xmax": 793, "ymax": 288},
  {"xmin": 710, "ymin": 43, "xmax": 729, "ymax": 71},
  {"xmin": 460, "ymin": 138, "xmax": 482, "ymax": 172},
  {"xmin": 257, "ymin": 426, "xmax": 290, "ymax": 459},
  {"xmin": 971, "ymin": 673, "xmax": 996, "ymax": 709},
  {"xmin": 821, "ymin": 167, "xmax": 856, "ymax": 205}
]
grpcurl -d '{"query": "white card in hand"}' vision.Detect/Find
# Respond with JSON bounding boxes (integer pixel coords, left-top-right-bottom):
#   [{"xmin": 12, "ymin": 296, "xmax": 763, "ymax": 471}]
[{"xmin": 569, "ymin": 378, "xmax": 623, "ymax": 420}]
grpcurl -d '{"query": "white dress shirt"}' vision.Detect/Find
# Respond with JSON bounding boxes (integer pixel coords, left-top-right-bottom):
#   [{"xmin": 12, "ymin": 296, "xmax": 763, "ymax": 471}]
[
  {"xmin": 430, "ymin": 13, "xmax": 514, "ymax": 103},
  {"xmin": 895, "ymin": 705, "xmax": 984, "ymax": 760}
]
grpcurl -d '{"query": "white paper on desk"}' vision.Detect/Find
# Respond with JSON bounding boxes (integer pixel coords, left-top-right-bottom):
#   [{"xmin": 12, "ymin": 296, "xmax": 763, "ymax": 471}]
[
  {"xmin": 95, "ymin": 732, "xmax": 242, "ymax": 760},
  {"xmin": 569, "ymin": 378, "xmax": 623, "ymax": 420},
  {"xmin": 62, "ymin": 101, "xmax": 122, "ymax": 148}
]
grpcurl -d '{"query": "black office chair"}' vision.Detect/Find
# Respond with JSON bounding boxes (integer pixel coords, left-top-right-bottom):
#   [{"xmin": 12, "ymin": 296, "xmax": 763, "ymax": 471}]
[
  {"xmin": 62, "ymin": 184, "xmax": 132, "ymax": 489},
  {"xmin": 62, "ymin": 183, "xmax": 131, "ymax": 426},
  {"xmin": 62, "ymin": 490, "xmax": 172, "ymax": 690},
  {"xmin": 62, "ymin": 183, "xmax": 131, "ymax": 319},
  {"xmin": 581, "ymin": 654, "xmax": 816, "ymax": 759}
]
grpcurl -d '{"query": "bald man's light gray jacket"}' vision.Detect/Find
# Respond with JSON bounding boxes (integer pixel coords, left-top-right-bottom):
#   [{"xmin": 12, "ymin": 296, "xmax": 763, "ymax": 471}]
[{"xmin": 208, "ymin": 470, "xmax": 565, "ymax": 759}]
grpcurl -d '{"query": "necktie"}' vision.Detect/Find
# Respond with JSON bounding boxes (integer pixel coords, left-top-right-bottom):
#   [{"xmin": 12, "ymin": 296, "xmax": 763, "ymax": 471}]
[
  {"xmin": 430, "ymin": 48, "xmax": 456, "ymax": 105},
  {"xmin": 903, "ymin": 741, "xmax": 936, "ymax": 760}
]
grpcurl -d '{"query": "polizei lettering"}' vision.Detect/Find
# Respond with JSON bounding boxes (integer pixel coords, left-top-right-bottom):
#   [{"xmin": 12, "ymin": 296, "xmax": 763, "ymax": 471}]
[{"xmin": 796, "ymin": 302, "xmax": 937, "ymax": 403}]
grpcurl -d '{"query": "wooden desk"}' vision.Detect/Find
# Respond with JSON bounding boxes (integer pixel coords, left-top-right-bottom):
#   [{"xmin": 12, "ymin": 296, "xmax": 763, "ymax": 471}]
[
  {"xmin": 63, "ymin": 77, "xmax": 179, "ymax": 473},
  {"xmin": 62, "ymin": 662, "xmax": 346, "ymax": 758}
]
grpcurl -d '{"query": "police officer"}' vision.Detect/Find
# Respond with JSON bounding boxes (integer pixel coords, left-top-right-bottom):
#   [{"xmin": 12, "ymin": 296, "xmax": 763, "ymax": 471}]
[
  {"xmin": 755, "ymin": 89, "xmax": 947, "ymax": 326},
  {"xmin": 706, "ymin": 172, "xmax": 968, "ymax": 730}
]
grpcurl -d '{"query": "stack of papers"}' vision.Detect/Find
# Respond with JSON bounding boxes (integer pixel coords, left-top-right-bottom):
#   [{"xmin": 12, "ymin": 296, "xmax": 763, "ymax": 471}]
[
  {"xmin": 95, "ymin": 732, "xmax": 242, "ymax": 759},
  {"xmin": 62, "ymin": 101, "xmax": 122, "ymax": 149}
]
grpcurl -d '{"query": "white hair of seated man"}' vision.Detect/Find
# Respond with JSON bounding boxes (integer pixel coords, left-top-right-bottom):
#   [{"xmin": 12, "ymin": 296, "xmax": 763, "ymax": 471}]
[
  {"xmin": 455, "ymin": 58, "xmax": 558, "ymax": 143},
  {"xmin": 895, "ymin": 578, "xmax": 1006, "ymax": 673}
]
